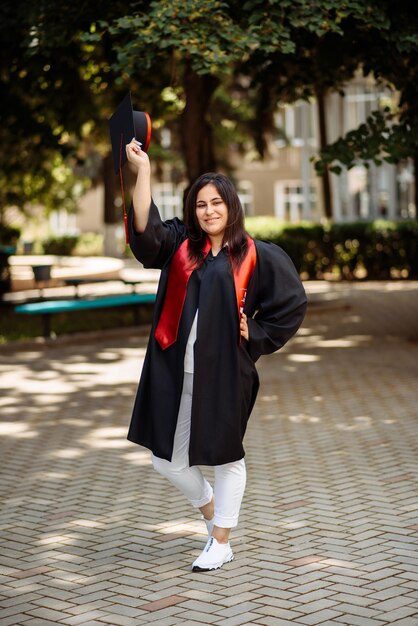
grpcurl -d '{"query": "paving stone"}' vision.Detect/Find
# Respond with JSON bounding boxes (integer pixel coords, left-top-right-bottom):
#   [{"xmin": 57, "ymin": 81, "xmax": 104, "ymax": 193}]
[
  {"xmin": 284, "ymin": 555, "xmax": 325, "ymax": 567},
  {"xmin": 19, "ymin": 620, "xmax": 69, "ymax": 626},
  {"xmin": 297, "ymin": 598, "xmax": 340, "ymax": 613},
  {"xmin": 216, "ymin": 592, "xmax": 263, "ymax": 607},
  {"xmin": 159, "ymin": 608, "xmax": 221, "ymax": 623},
  {"xmin": 371, "ymin": 595, "xmax": 416, "ymax": 612},
  {"xmin": 376, "ymin": 606, "xmax": 418, "ymax": 622},
  {"xmin": 0, "ymin": 616, "xmax": 33, "ymax": 626},
  {"xmin": 297, "ymin": 608, "xmax": 344, "ymax": 624},
  {"xmin": 330, "ymin": 592, "xmax": 378, "ymax": 607},
  {"xmin": 291, "ymin": 580, "xmax": 333, "ymax": 594},
  {"xmin": 166, "ymin": 621, "xmax": 207, "ymax": 626},
  {"xmin": 23, "ymin": 607, "xmax": 68, "ymax": 621},
  {"xmin": 331, "ymin": 603, "xmax": 382, "ymax": 619},
  {"xmin": 59, "ymin": 610, "xmax": 111, "ymax": 625},
  {"xmin": 0, "ymin": 604, "xmax": 35, "ymax": 619},
  {"xmin": 138, "ymin": 595, "xmax": 188, "ymax": 612},
  {"xmin": 211, "ymin": 614, "xmax": 263, "ymax": 626},
  {"xmin": 31, "ymin": 597, "xmax": 75, "ymax": 611},
  {"xmin": 250, "ymin": 617, "xmax": 296, "ymax": 626},
  {"xmin": 296, "ymin": 589, "xmax": 337, "ymax": 603},
  {"xmin": 65, "ymin": 600, "xmax": 110, "ymax": 615},
  {"xmin": 97, "ymin": 616, "xmax": 148, "ymax": 626},
  {"xmin": 334, "ymin": 617, "xmax": 387, "ymax": 626},
  {"xmin": 215, "ymin": 602, "xmax": 269, "ymax": 617},
  {"xmin": 253, "ymin": 605, "xmax": 304, "ymax": 620}
]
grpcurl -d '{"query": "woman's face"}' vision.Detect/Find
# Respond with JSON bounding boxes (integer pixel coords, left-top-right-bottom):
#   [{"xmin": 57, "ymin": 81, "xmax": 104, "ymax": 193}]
[{"xmin": 195, "ymin": 183, "xmax": 228, "ymax": 239}]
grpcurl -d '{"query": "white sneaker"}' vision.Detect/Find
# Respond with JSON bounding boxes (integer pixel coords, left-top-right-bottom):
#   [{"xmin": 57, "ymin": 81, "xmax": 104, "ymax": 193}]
[
  {"xmin": 201, "ymin": 514, "xmax": 214, "ymax": 537},
  {"xmin": 192, "ymin": 536, "xmax": 234, "ymax": 572}
]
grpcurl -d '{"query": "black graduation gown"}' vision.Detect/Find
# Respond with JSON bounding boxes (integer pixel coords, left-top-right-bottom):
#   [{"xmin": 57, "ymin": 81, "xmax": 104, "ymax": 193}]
[{"xmin": 127, "ymin": 201, "xmax": 307, "ymax": 466}]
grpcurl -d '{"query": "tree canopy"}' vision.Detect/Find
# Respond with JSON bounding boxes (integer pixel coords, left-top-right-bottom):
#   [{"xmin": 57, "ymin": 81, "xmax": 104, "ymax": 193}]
[
  {"xmin": 1, "ymin": 0, "xmax": 417, "ymax": 225},
  {"xmin": 314, "ymin": 0, "xmax": 418, "ymax": 193}
]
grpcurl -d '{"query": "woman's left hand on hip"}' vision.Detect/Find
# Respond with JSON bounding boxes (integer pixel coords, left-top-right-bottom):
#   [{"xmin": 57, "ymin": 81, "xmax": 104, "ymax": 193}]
[{"xmin": 240, "ymin": 313, "xmax": 249, "ymax": 341}]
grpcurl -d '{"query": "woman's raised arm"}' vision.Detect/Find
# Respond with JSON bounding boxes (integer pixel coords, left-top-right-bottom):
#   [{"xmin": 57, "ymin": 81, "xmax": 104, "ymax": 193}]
[{"xmin": 126, "ymin": 138, "xmax": 151, "ymax": 233}]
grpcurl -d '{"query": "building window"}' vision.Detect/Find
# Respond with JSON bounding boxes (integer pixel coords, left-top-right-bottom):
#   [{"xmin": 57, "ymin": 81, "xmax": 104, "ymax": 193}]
[
  {"xmin": 274, "ymin": 101, "xmax": 316, "ymax": 147},
  {"xmin": 344, "ymin": 84, "xmax": 393, "ymax": 133},
  {"xmin": 237, "ymin": 180, "xmax": 254, "ymax": 215},
  {"xmin": 153, "ymin": 182, "xmax": 184, "ymax": 220},
  {"xmin": 274, "ymin": 181, "xmax": 317, "ymax": 222},
  {"xmin": 397, "ymin": 163, "xmax": 416, "ymax": 219},
  {"xmin": 49, "ymin": 209, "xmax": 78, "ymax": 235},
  {"xmin": 347, "ymin": 165, "xmax": 370, "ymax": 219}
]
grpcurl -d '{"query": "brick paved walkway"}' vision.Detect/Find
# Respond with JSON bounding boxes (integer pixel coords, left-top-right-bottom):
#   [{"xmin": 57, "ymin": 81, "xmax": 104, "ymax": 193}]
[{"xmin": 1, "ymin": 281, "xmax": 417, "ymax": 626}]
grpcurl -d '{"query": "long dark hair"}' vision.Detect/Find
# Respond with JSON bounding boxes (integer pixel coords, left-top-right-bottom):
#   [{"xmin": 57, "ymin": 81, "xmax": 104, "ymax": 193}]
[{"xmin": 184, "ymin": 173, "xmax": 248, "ymax": 269}]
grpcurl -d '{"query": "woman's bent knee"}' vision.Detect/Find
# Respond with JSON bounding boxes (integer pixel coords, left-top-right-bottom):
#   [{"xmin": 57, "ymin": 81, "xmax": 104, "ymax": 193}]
[
  {"xmin": 151, "ymin": 453, "xmax": 172, "ymax": 476},
  {"xmin": 151, "ymin": 452, "xmax": 187, "ymax": 477}
]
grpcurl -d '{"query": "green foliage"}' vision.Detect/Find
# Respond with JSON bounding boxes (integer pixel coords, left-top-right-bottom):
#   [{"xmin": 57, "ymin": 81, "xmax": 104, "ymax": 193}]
[
  {"xmin": 90, "ymin": 0, "xmax": 397, "ymax": 176},
  {"xmin": 312, "ymin": 0, "xmax": 418, "ymax": 174},
  {"xmin": 314, "ymin": 109, "xmax": 418, "ymax": 175},
  {"xmin": 0, "ymin": 224, "xmax": 21, "ymax": 246},
  {"xmin": 245, "ymin": 217, "xmax": 418, "ymax": 279},
  {"xmin": 0, "ymin": 0, "xmax": 125, "ymax": 223},
  {"xmin": 42, "ymin": 235, "xmax": 79, "ymax": 256},
  {"xmin": 41, "ymin": 232, "xmax": 104, "ymax": 256},
  {"xmin": 102, "ymin": 0, "xmax": 254, "ymax": 76},
  {"xmin": 0, "ymin": 148, "xmax": 90, "ymax": 222},
  {"xmin": 0, "ymin": 224, "xmax": 20, "ymax": 293},
  {"xmin": 2, "ymin": 0, "xmax": 418, "ymax": 224},
  {"xmin": 73, "ymin": 233, "xmax": 104, "ymax": 256},
  {"xmin": 244, "ymin": 216, "xmax": 286, "ymax": 240}
]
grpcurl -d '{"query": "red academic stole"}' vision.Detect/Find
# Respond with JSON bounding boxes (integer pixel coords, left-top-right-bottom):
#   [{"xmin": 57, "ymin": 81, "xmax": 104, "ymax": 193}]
[{"xmin": 154, "ymin": 236, "xmax": 257, "ymax": 350}]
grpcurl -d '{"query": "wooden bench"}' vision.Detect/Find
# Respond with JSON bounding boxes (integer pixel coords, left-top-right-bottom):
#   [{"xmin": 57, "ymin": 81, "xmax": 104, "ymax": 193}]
[
  {"xmin": 63, "ymin": 277, "xmax": 155, "ymax": 297},
  {"xmin": 15, "ymin": 293, "xmax": 156, "ymax": 338},
  {"xmin": 63, "ymin": 277, "xmax": 116, "ymax": 297}
]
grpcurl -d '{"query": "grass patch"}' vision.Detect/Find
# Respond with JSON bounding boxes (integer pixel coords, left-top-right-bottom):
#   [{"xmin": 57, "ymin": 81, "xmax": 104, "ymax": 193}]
[{"xmin": 1, "ymin": 303, "xmax": 154, "ymax": 343}]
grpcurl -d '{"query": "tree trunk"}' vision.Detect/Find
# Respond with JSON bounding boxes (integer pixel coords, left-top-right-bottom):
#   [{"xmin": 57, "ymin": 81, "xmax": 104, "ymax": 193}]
[
  {"xmin": 254, "ymin": 75, "xmax": 277, "ymax": 158},
  {"xmin": 103, "ymin": 152, "xmax": 119, "ymax": 225},
  {"xmin": 181, "ymin": 62, "xmax": 219, "ymax": 189},
  {"xmin": 315, "ymin": 87, "xmax": 333, "ymax": 220}
]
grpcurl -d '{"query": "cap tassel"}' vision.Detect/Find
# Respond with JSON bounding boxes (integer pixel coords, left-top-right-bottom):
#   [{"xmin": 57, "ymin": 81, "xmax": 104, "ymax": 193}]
[{"xmin": 119, "ymin": 132, "xmax": 129, "ymax": 244}]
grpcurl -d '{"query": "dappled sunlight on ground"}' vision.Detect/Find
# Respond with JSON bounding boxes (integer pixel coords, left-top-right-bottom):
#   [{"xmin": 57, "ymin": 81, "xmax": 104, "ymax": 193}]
[
  {"xmin": 0, "ymin": 282, "xmax": 417, "ymax": 623},
  {"xmin": 287, "ymin": 353, "xmax": 321, "ymax": 362},
  {"xmin": 122, "ymin": 450, "xmax": 153, "ymax": 466},
  {"xmin": 0, "ymin": 421, "xmax": 35, "ymax": 436},
  {"xmin": 83, "ymin": 427, "xmax": 132, "ymax": 449}
]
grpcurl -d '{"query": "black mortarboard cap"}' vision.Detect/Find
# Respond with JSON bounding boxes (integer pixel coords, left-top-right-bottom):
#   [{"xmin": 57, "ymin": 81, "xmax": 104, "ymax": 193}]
[{"xmin": 109, "ymin": 92, "xmax": 152, "ymax": 174}]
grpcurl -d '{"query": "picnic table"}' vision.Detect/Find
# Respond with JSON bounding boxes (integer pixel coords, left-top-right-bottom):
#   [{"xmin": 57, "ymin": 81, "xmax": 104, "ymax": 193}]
[{"xmin": 15, "ymin": 292, "xmax": 157, "ymax": 338}]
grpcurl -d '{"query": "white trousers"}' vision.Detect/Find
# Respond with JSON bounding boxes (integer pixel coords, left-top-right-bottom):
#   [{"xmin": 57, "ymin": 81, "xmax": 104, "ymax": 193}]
[{"xmin": 151, "ymin": 372, "xmax": 246, "ymax": 528}]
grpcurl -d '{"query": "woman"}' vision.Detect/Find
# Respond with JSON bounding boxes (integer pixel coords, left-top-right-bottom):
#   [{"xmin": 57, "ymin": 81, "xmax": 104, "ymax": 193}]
[{"xmin": 125, "ymin": 139, "xmax": 307, "ymax": 572}]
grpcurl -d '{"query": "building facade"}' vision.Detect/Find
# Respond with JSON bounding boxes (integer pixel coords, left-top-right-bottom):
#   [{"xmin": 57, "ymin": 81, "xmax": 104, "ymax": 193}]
[
  {"xmin": 56, "ymin": 75, "xmax": 416, "ymax": 246},
  {"xmin": 233, "ymin": 75, "xmax": 415, "ymax": 222}
]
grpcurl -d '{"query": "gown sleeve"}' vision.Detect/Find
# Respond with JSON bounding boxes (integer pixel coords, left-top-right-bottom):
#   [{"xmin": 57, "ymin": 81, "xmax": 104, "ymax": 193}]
[
  {"xmin": 246, "ymin": 240, "xmax": 307, "ymax": 363},
  {"xmin": 128, "ymin": 199, "xmax": 188, "ymax": 269}
]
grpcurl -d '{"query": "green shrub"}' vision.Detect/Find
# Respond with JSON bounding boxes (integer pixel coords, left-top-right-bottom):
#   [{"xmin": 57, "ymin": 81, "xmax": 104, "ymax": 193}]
[
  {"xmin": 330, "ymin": 222, "xmax": 369, "ymax": 278},
  {"xmin": 396, "ymin": 221, "xmax": 418, "ymax": 277},
  {"xmin": 245, "ymin": 217, "xmax": 418, "ymax": 280},
  {"xmin": 73, "ymin": 232, "xmax": 103, "ymax": 256},
  {"xmin": 0, "ymin": 224, "xmax": 21, "ymax": 294},
  {"xmin": 42, "ymin": 235, "xmax": 79, "ymax": 255},
  {"xmin": 0, "ymin": 224, "xmax": 20, "ymax": 246},
  {"xmin": 41, "ymin": 233, "xmax": 104, "ymax": 256},
  {"xmin": 245, "ymin": 216, "xmax": 285, "ymax": 241}
]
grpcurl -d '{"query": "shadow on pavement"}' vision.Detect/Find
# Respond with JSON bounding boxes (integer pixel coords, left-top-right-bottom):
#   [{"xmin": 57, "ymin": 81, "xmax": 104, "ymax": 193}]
[{"xmin": 1, "ymin": 281, "xmax": 417, "ymax": 624}]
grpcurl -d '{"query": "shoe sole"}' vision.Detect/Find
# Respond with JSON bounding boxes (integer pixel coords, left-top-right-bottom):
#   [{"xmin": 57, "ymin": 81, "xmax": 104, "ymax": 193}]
[{"xmin": 192, "ymin": 552, "xmax": 234, "ymax": 572}]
